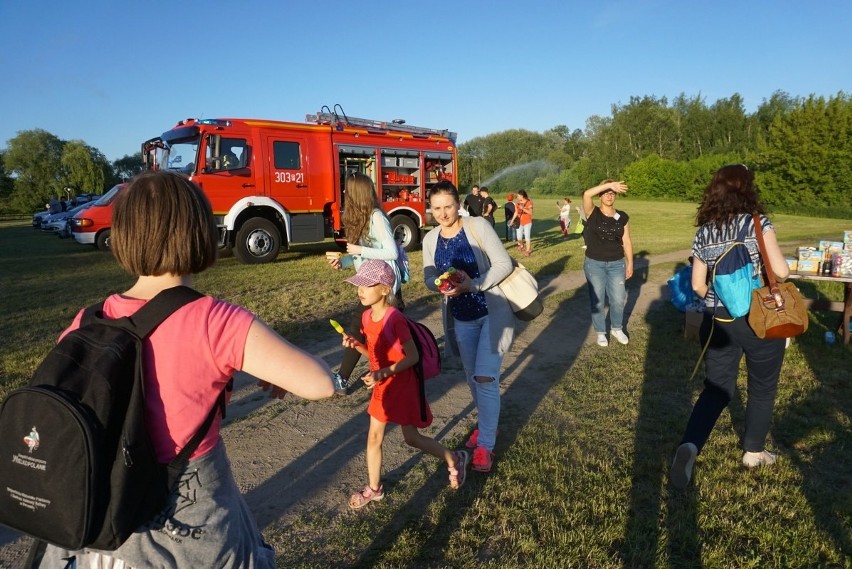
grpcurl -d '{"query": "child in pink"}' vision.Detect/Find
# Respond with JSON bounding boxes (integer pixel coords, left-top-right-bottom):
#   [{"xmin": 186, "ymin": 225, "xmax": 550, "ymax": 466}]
[{"xmin": 340, "ymin": 259, "xmax": 469, "ymax": 508}]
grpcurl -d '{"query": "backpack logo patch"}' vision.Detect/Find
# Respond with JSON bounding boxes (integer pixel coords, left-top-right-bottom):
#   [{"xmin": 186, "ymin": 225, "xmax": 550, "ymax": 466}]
[{"xmin": 24, "ymin": 427, "xmax": 40, "ymax": 453}]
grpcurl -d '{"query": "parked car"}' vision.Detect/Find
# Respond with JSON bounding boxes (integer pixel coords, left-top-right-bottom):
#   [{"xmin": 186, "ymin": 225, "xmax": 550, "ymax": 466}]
[
  {"xmin": 42, "ymin": 202, "xmax": 94, "ymax": 237},
  {"xmin": 70, "ymin": 184, "xmax": 126, "ymax": 250},
  {"xmin": 32, "ymin": 209, "xmax": 52, "ymax": 228},
  {"xmin": 70, "ymin": 193, "xmax": 99, "ymax": 207}
]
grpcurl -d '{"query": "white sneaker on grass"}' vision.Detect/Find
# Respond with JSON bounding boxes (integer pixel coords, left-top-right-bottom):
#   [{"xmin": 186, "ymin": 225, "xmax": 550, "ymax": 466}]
[
  {"xmin": 742, "ymin": 450, "xmax": 777, "ymax": 468},
  {"xmin": 596, "ymin": 333, "xmax": 608, "ymax": 347},
  {"xmin": 611, "ymin": 329, "xmax": 629, "ymax": 345}
]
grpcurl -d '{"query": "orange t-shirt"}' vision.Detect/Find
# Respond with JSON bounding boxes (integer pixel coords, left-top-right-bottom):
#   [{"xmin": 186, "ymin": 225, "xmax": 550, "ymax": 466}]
[{"xmin": 517, "ymin": 198, "xmax": 533, "ymax": 225}]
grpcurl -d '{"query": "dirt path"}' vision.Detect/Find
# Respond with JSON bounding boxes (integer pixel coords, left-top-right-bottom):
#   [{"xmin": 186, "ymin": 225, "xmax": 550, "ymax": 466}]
[{"xmin": 0, "ymin": 250, "xmax": 692, "ymax": 568}]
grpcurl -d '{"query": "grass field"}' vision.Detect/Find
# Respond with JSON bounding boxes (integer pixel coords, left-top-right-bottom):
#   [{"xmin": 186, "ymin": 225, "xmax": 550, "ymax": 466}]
[{"xmin": 1, "ymin": 200, "xmax": 850, "ymax": 567}]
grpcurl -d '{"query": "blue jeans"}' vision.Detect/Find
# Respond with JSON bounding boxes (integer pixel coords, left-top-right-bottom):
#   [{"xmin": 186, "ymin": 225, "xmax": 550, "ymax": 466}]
[
  {"xmin": 454, "ymin": 316, "xmax": 503, "ymax": 451},
  {"xmin": 583, "ymin": 257, "xmax": 627, "ymax": 333}
]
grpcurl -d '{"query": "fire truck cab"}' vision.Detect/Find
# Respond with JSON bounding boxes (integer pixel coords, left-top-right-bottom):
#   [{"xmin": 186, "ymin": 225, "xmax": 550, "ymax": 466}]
[{"xmin": 141, "ymin": 110, "xmax": 457, "ymax": 264}]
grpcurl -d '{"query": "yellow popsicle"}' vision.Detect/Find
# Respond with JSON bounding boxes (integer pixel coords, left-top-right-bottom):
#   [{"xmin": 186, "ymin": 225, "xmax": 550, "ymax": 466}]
[{"xmin": 329, "ymin": 319, "xmax": 345, "ymax": 334}]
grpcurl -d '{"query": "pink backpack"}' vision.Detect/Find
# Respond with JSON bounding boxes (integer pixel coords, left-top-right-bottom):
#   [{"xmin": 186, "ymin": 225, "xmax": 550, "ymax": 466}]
[{"xmin": 369, "ymin": 308, "xmax": 441, "ymax": 381}]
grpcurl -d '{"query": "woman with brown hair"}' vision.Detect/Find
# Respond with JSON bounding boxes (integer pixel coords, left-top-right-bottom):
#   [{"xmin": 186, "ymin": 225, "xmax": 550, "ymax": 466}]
[
  {"xmin": 670, "ymin": 164, "xmax": 789, "ymax": 490},
  {"xmin": 422, "ymin": 180, "xmax": 516, "ymax": 474},
  {"xmin": 327, "ymin": 172, "xmax": 403, "ymax": 390}
]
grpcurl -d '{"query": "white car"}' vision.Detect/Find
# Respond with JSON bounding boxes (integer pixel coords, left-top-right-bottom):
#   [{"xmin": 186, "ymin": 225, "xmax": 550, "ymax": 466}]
[{"xmin": 41, "ymin": 203, "xmax": 93, "ymax": 237}]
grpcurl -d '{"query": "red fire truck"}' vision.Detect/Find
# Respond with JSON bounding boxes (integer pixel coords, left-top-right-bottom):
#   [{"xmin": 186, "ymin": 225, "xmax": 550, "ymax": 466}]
[{"xmin": 141, "ymin": 108, "xmax": 457, "ymax": 263}]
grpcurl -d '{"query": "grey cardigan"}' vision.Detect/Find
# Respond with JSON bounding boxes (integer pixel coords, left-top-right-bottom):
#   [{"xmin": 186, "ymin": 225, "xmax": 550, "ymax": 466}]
[{"xmin": 422, "ymin": 215, "xmax": 516, "ymax": 357}]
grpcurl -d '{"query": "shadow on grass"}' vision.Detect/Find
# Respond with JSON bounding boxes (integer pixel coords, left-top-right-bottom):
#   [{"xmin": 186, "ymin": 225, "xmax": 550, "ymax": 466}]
[
  {"xmin": 619, "ymin": 276, "xmax": 704, "ymax": 568},
  {"xmin": 772, "ymin": 310, "xmax": 852, "ymax": 559}
]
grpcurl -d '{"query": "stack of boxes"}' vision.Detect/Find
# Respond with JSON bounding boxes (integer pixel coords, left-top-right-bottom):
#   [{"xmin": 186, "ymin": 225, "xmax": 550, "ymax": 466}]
[
  {"xmin": 790, "ymin": 232, "xmax": 852, "ymax": 277},
  {"xmin": 794, "ymin": 246, "xmax": 821, "ymax": 274},
  {"xmin": 835, "ymin": 231, "xmax": 852, "ymax": 277}
]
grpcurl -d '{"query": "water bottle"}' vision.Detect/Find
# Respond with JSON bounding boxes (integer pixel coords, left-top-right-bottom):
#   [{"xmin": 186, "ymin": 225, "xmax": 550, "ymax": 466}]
[{"xmin": 824, "ymin": 331, "xmax": 836, "ymax": 345}]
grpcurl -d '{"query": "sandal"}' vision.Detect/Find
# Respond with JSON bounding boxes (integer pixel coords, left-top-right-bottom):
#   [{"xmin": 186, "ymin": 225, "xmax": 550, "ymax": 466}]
[
  {"xmin": 349, "ymin": 484, "xmax": 384, "ymax": 509},
  {"xmin": 448, "ymin": 450, "xmax": 469, "ymax": 489}
]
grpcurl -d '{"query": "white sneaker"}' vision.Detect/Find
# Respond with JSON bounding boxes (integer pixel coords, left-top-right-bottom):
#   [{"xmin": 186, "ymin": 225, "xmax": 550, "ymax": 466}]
[
  {"xmin": 596, "ymin": 333, "xmax": 608, "ymax": 347},
  {"xmin": 611, "ymin": 329, "xmax": 629, "ymax": 345},
  {"xmin": 742, "ymin": 450, "xmax": 777, "ymax": 468}
]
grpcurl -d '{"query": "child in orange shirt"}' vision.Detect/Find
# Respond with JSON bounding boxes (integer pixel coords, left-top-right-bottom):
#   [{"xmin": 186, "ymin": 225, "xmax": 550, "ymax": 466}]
[{"xmin": 340, "ymin": 259, "xmax": 469, "ymax": 508}]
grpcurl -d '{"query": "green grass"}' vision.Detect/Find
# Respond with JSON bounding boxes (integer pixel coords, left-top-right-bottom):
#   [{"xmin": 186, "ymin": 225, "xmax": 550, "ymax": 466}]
[{"xmin": 1, "ymin": 201, "xmax": 851, "ymax": 567}]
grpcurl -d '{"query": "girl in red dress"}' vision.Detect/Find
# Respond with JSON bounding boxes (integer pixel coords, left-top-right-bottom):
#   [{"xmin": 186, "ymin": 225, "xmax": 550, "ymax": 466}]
[{"xmin": 340, "ymin": 259, "xmax": 469, "ymax": 508}]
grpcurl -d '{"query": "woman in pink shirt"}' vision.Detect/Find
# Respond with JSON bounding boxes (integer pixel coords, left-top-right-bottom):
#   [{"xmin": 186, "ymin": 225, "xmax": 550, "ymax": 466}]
[{"xmin": 34, "ymin": 172, "xmax": 335, "ymax": 568}]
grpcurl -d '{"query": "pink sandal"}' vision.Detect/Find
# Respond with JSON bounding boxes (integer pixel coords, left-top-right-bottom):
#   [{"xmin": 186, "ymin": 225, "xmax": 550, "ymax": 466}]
[
  {"xmin": 349, "ymin": 484, "xmax": 384, "ymax": 509},
  {"xmin": 448, "ymin": 450, "xmax": 469, "ymax": 489}
]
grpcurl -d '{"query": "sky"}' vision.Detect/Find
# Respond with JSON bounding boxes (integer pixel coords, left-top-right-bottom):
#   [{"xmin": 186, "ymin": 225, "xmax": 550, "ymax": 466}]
[{"xmin": 1, "ymin": 1, "xmax": 850, "ymax": 163}]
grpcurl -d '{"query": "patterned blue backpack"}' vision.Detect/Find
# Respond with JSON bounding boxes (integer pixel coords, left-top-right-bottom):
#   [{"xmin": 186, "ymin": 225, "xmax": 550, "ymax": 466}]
[{"xmin": 711, "ymin": 217, "xmax": 762, "ymax": 318}]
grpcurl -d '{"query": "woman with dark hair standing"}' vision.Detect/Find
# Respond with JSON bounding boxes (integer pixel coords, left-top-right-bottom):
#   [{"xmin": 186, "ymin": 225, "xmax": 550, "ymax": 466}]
[
  {"xmin": 423, "ymin": 180, "xmax": 515, "ymax": 474},
  {"xmin": 581, "ymin": 180, "xmax": 633, "ymax": 346},
  {"xmin": 670, "ymin": 164, "xmax": 790, "ymax": 490}
]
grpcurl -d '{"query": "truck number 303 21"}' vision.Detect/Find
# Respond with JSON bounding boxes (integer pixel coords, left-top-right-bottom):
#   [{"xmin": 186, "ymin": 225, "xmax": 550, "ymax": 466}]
[{"xmin": 274, "ymin": 171, "xmax": 305, "ymax": 184}]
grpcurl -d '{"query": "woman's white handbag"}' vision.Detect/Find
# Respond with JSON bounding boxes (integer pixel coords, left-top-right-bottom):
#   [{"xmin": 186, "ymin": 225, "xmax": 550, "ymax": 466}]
[{"xmin": 499, "ymin": 262, "xmax": 543, "ymax": 321}]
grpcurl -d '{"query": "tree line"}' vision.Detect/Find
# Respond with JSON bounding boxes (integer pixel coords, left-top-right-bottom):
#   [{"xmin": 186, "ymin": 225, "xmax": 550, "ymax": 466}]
[
  {"xmin": 0, "ymin": 129, "xmax": 143, "ymax": 213},
  {"xmin": 458, "ymin": 90, "xmax": 851, "ymax": 217}
]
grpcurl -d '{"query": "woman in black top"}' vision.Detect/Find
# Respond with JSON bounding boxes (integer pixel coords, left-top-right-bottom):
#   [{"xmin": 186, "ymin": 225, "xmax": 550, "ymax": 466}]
[{"xmin": 581, "ymin": 180, "xmax": 633, "ymax": 347}]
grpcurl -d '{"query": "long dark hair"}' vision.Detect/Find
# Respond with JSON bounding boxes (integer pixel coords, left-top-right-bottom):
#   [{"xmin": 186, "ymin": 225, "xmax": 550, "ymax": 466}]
[
  {"xmin": 343, "ymin": 172, "xmax": 386, "ymax": 243},
  {"xmin": 696, "ymin": 164, "xmax": 766, "ymax": 229}
]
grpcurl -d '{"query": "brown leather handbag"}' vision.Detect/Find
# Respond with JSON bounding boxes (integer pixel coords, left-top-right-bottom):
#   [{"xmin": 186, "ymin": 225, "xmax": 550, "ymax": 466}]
[{"xmin": 747, "ymin": 214, "xmax": 809, "ymax": 339}]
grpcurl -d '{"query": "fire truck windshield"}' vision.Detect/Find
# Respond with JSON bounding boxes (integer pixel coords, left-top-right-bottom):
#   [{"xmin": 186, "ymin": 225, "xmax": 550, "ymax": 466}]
[{"xmin": 159, "ymin": 138, "xmax": 200, "ymax": 174}]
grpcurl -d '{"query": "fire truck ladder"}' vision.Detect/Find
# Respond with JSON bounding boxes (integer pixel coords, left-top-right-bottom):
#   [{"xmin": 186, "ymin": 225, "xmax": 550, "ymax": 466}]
[{"xmin": 307, "ymin": 107, "xmax": 457, "ymax": 143}]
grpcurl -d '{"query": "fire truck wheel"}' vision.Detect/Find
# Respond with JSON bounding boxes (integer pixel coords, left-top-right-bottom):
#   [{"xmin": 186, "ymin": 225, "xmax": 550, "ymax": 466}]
[
  {"xmin": 234, "ymin": 218, "xmax": 281, "ymax": 264},
  {"xmin": 96, "ymin": 229, "xmax": 112, "ymax": 251},
  {"xmin": 391, "ymin": 215, "xmax": 418, "ymax": 252}
]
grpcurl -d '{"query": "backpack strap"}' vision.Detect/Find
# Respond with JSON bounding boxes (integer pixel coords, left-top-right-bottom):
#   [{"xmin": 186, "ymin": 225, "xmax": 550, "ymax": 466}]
[
  {"xmin": 80, "ymin": 285, "xmax": 204, "ymax": 337},
  {"xmin": 169, "ymin": 378, "xmax": 232, "ymax": 474},
  {"xmin": 128, "ymin": 286, "xmax": 205, "ymax": 337}
]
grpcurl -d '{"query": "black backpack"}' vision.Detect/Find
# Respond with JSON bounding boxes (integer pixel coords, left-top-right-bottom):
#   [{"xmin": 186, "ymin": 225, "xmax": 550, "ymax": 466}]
[{"xmin": 0, "ymin": 286, "xmax": 228, "ymax": 551}]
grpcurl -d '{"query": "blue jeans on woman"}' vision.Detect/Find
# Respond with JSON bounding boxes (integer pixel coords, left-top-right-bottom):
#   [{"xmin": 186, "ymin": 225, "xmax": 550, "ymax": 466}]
[
  {"xmin": 583, "ymin": 257, "xmax": 627, "ymax": 333},
  {"xmin": 453, "ymin": 316, "xmax": 503, "ymax": 452}
]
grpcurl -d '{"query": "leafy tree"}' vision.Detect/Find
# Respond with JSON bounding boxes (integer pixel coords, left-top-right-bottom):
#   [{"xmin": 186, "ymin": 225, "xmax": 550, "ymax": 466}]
[
  {"xmin": 708, "ymin": 94, "xmax": 753, "ymax": 155},
  {"xmin": 754, "ymin": 90, "xmax": 798, "ymax": 139},
  {"xmin": 611, "ymin": 95, "xmax": 680, "ymax": 161},
  {"xmin": 622, "ymin": 155, "xmax": 690, "ymax": 199},
  {"xmin": 458, "ymin": 129, "xmax": 560, "ymax": 191},
  {"xmin": 0, "ymin": 151, "xmax": 15, "ymax": 211},
  {"xmin": 61, "ymin": 140, "xmax": 107, "ymax": 197},
  {"xmin": 529, "ymin": 168, "xmax": 583, "ymax": 197},
  {"xmin": 112, "ymin": 153, "xmax": 144, "ymax": 182},
  {"xmin": 5, "ymin": 129, "xmax": 65, "ymax": 212},
  {"xmin": 754, "ymin": 92, "xmax": 852, "ymax": 210},
  {"xmin": 672, "ymin": 93, "xmax": 714, "ymax": 160}
]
